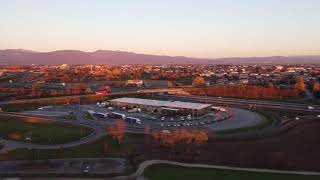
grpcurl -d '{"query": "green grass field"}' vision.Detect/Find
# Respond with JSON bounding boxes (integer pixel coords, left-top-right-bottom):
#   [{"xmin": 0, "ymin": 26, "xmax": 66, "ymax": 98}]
[
  {"xmin": 144, "ymin": 164, "xmax": 320, "ymax": 180},
  {"xmin": 0, "ymin": 133, "xmax": 144, "ymax": 161},
  {"xmin": 0, "ymin": 115, "xmax": 93, "ymax": 144}
]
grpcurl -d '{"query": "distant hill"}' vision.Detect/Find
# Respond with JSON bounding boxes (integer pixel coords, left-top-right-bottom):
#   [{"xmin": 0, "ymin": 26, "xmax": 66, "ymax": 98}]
[{"xmin": 1, "ymin": 49, "xmax": 319, "ymax": 65}]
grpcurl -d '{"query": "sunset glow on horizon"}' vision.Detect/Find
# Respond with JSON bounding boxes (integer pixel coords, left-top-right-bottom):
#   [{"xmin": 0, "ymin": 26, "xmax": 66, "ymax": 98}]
[{"xmin": 0, "ymin": 0, "xmax": 320, "ymax": 58}]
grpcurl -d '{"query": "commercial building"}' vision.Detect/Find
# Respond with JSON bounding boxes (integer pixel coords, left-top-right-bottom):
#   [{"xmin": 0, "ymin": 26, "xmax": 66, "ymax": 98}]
[{"xmin": 109, "ymin": 97, "xmax": 212, "ymax": 117}]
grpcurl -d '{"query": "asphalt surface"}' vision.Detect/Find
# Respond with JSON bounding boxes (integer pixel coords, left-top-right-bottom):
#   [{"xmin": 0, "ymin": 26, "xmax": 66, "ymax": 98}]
[
  {"xmin": 0, "ymin": 158, "xmax": 127, "ymax": 177},
  {"xmin": 79, "ymin": 104, "xmax": 265, "ymax": 132}
]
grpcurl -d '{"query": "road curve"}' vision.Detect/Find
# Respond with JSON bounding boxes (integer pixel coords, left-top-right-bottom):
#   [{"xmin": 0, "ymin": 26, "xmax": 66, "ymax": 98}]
[{"xmin": 116, "ymin": 160, "xmax": 320, "ymax": 179}]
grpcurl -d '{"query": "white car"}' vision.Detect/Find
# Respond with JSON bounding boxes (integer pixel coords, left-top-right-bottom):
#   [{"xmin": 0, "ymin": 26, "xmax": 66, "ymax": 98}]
[
  {"xmin": 180, "ymin": 117, "xmax": 185, "ymax": 121},
  {"xmin": 38, "ymin": 106, "xmax": 52, "ymax": 110},
  {"xmin": 108, "ymin": 107, "xmax": 114, "ymax": 110},
  {"xmin": 83, "ymin": 165, "xmax": 90, "ymax": 173},
  {"xmin": 295, "ymin": 117, "xmax": 300, "ymax": 120},
  {"xmin": 162, "ymin": 130, "xmax": 171, "ymax": 134},
  {"xmin": 307, "ymin": 106, "xmax": 315, "ymax": 110},
  {"xmin": 160, "ymin": 124, "xmax": 164, "ymax": 127},
  {"xmin": 170, "ymin": 117, "xmax": 174, "ymax": 121},
  {"xmin": 317, "ymin": 115, "xmax": 320, "ymax": 118}
]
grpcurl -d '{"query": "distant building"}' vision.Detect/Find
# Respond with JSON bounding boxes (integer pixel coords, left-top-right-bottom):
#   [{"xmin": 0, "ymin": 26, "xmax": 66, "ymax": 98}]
[
  {"xmin": 95, "ymin": 85, "xmax": 111, "ymax": 95},
  {"xmin": 276, "ymin": 65, "xmax": 284, "ymax": 71},
  {"xmin": 60, "ymin": 64, "xmax": 69, "ymax": 70},
  {"xmin": 109, "ymin": 97, "xmax": 212, "ymax": 117},
  {"xmin": 126, "ymin": 79, "xmax": 144, "ymax": 86}
]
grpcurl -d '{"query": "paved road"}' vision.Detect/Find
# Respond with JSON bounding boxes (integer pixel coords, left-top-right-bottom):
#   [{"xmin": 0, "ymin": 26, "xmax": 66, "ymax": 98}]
[
  {"xmin": 117, "ymin": 160, "xmax": 320, "ymax": 179},
  {"xmin": 0, "ymin": 158, "xmax": 127, "ymax": 176},
  {"xmin": 157, "ymin": 94, "xmax": 320, "ymax": 113}
]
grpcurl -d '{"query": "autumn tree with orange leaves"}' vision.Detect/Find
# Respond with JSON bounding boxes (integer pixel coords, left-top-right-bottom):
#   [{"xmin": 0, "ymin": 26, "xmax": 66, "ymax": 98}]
[
  {"xmin": 313, "ymin": 82, "xmax": 320, "ymax": 92},
  {"xmin": 313, "ymin": 82, "xmax": 320, "ymax": 98},
  {"xmin": 152, "ymin": 129, "xmax": 208, "ymax": 147},
  {"xmin": 106, "ymin": 120, "xmax": 126, "ymax": 144},
  {"xmin": 295, "ymin": 76, "xmax": 305, "ymax": 92},
  {"xmin": 192, "ymin": 77, "xmax": 205, "ymax": 87},
  {"xmin": 182, "ymin": 85, "xmax": 299, "ymax": 99}
]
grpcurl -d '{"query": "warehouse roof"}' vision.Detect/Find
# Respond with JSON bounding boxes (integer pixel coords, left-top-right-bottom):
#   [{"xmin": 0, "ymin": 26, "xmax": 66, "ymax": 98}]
[{"xmin": 109, "ymin": 97, "xmax": 212, "ymax": 110}]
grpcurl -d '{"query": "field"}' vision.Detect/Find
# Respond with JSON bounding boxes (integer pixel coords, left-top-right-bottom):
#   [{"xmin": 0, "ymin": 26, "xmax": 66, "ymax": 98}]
[
  {"xmin": 0, "ymin": 115, "xmax": 93, "ymax": 144},
  {"xmin": 0, "ymin": 133, "xmax": 144, "ymax": 169},
  {"xmin": 1, "ymin": 114, "xmax": 320, "ymax": 172},
  {"xmin": 139, "ymin": 119, "xmax": 320, "ymax": 171},
  {"xmin": 144, "ymin": 164, "xmax": 319, "ymax": 180}
]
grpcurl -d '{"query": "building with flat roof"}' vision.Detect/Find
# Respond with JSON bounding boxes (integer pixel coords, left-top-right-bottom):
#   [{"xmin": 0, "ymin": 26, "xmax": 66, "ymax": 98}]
[{"xmin": 109, "ymin": 97, "xmax": 212, "ymax": 117}]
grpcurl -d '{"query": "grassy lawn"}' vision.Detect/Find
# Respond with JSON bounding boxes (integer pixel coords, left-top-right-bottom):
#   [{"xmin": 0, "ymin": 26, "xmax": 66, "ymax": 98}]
[
  {"xmin": 0, "ymin": 133, "xmax": 144, "ymax": 161},
  {"xmin": 144, "ymin": 164, "xmax": 320, "ymax": 180},
  {"xmin": 269, "ymin": 109, "xmax": 314, "ymax": 119},
  {"xmin": 1, "ymin": 103, "xmax": 44, "ymax": 112},
  {"xmin": 0, "ymin": 115, "xmax": 93, "ymax": 144}
]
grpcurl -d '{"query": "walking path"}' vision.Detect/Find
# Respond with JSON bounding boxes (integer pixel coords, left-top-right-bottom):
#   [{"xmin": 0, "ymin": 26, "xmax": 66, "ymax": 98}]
[{"xmin": 117, "ymin": 160, "xmax": 320, "ymax": 179}]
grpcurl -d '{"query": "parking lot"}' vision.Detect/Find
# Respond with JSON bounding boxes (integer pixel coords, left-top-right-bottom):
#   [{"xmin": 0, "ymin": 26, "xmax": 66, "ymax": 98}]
[
  {"xmin": 78, "ymin": 103, "xmax": 264, "ymax": 132},
  {"xmin": 21, "ymin": 101, "xmax": 265, "ymax": 133}
]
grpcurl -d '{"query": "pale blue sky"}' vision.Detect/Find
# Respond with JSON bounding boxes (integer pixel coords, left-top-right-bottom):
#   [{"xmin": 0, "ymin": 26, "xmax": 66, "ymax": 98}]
[{"xmin": 0, "ymin": 0, "xmax": 319, "ymax": 58}]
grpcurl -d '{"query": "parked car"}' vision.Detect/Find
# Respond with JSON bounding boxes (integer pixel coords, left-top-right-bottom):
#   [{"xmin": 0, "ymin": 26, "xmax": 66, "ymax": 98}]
[
  {"xmin": 125, "ymin": 117, "xmax": 142, "ymax": 125},
  {"xmin": 150, "ymin": 117, "xmax": 157, "ymax": 120},
  {"xmin": 82, "ymin": 165, "xmax": 90, "ymax": 173},
  {"xmin": 108, "ymin": 107, "xmax": 114, "ymax": 110},
  {"xmin": 308, "ymin": 106, "xmax": 315, "ymax": 110},
  {"xmin": 162, "ymin": 130, "xmax": 171, "ymax": 134}
]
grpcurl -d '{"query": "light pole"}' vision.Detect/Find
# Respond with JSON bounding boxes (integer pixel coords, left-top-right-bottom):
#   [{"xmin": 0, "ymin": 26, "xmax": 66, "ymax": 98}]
[{"xmin": 78, "ymin": 96, "xmax": 81, "ymax": 111}]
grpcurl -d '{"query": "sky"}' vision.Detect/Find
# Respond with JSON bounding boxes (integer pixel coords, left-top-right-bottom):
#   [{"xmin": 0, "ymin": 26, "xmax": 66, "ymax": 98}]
[{"xmin": 0, "ymin": 0, "xmax": 319, "ymax": 58}]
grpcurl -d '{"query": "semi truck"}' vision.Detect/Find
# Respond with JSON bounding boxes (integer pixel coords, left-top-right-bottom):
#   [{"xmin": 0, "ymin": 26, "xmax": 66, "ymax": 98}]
[
  {"xmin": 92, "ymin": 112, "xmax": 107, "ymax": 118},
  {"xmin": 125, "ymin": 117, "xmax": 142, "ymax": 125},
  {"xmin": 109, "ymin": 112, "xmax": 126, "ymax": 119}
]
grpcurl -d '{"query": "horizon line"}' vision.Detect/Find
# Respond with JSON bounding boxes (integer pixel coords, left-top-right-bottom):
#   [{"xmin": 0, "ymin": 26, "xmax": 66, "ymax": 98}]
[{"xmin": 1, "ymin": 48, "xmax": 320, "ymax": 60}]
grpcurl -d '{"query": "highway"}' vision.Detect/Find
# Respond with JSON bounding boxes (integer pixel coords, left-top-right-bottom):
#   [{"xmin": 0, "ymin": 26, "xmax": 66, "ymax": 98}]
[{"xmin": 156, "ymin": 94, "xmax": 320, "ymax": 113}]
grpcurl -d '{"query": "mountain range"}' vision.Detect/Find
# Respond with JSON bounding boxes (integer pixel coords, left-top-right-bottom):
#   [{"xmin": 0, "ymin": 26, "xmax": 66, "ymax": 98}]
[{"xmin": 0, "ymin": 49, "xmax": 319, "ymax": 65}]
